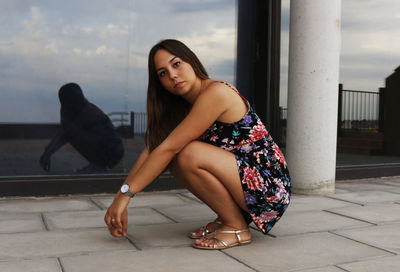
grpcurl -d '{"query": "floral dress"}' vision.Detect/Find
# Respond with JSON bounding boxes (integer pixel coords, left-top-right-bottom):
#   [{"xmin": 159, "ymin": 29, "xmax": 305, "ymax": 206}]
[{"xmin": 200, "ymin": 81, "xmax": 291, "ymax": 234}]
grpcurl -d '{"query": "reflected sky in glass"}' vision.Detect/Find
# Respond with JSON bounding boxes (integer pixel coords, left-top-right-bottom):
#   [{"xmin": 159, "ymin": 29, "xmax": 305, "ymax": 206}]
[
  {"xmin": 1, "ymin": 0, "xmax": 399, "ymax": 121},
  {"xmin": 0, "ymin": 0, "xmax": 236, "ymax": 123}
]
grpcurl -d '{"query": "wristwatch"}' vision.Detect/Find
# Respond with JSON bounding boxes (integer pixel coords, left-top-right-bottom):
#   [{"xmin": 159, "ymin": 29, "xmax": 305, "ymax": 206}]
[{"xmin": 120, "ymin": 183, "xmax": 135, "ymax": 198}]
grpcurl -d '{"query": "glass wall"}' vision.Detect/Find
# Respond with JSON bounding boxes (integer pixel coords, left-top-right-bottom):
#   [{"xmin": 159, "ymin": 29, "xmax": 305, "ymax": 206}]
[
  {"xmin": 337, "ymin": 0, "xmax": 400, "ymax": 166},
  {"xmin": 0, "ymin": 0, "xmax": 237, "ymax": 177},
  {"xmin": 279, "ymin": 0, "xmax": 400, "ymax": 167}
]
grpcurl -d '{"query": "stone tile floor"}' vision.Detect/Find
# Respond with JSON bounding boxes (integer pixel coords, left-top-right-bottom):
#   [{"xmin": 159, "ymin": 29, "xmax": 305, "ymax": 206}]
[{"xmin": 0, "ymin": 176, "xmax": 399, "ymax": 271}]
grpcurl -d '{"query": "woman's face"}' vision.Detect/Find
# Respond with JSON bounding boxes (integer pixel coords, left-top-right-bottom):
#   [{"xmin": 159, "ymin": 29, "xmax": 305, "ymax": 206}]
[{"xmin": 153, "ymin": 49, "xmax": 197, "ymax": 96}]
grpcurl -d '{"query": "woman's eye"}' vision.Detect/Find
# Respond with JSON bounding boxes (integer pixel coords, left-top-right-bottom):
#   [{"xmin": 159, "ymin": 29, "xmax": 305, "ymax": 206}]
[
  {"xmin": 173, "ymin": 61, "xmax": 181, "ymax": 67},
  {"xmin": 159, "ymin": 71, "xmax": 166, "ymax": 77}
]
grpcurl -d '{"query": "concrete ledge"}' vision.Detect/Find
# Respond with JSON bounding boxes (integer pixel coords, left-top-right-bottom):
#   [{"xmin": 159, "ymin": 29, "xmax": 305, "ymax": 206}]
[
  {"xmin": 0, "ymin": 173, "xmax": 183, "ymax": 197},
  {"xmin": 1, "ymin": 164, "xmax": 400, "ymax": 197},
  {"xmin": 336, "ymin": 163, "xmax": 400, "ymax": 180}
]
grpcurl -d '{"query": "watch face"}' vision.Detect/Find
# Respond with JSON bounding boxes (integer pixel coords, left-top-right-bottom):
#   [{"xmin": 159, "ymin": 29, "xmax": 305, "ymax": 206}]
[{"xmin": 121, "ymin": 184, "xmax": 129, "ymax": 193}]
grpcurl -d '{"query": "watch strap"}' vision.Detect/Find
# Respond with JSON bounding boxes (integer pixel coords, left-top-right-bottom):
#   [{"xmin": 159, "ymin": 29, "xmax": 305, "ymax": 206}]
[{"xmin": 124, "ymin": 189, "xmax": 135, "ymax": 198}]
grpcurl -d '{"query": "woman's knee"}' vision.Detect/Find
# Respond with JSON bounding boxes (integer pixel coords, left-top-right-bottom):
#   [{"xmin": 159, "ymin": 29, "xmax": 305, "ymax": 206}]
[{"xmin": 175, "ymin": 141, "xmax": 203, "ymax": 169}]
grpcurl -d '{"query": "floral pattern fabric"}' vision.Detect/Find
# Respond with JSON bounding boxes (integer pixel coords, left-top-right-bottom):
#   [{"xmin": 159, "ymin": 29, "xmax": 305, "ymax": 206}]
[{"xmin": 200, "ymin": 81, "xmax": 291, "ymax": 234}]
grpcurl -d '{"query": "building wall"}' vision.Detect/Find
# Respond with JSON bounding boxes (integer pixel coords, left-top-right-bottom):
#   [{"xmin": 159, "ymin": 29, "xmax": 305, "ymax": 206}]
[{"xmin": 384, "ymin": 66, "xmax": 400, "ymax": 155}]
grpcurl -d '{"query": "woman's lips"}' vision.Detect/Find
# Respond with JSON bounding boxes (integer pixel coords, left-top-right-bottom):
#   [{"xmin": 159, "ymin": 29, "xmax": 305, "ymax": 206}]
[{"xmin": 174, "ymin": 81, "xmax": 184, "ymax": 88}]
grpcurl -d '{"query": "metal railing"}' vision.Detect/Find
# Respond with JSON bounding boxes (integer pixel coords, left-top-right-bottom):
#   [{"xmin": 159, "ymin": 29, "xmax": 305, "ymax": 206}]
[{"xmin": 338, "ymin": 84, "xmax": 384, "ymax": 133}]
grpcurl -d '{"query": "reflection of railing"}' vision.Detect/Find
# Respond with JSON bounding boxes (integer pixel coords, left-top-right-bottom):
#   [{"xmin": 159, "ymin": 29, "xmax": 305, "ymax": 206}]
[
  {"xmin": 108, "ymin": 112, "xmax": 129, "ymax": 126},
  {"xmin": 131, "ymin": 112, "xmax": 147, "ymax": 136},
  {"xmin": 108, "ymin": 112, "xmax": 147, "ymax": 137}
]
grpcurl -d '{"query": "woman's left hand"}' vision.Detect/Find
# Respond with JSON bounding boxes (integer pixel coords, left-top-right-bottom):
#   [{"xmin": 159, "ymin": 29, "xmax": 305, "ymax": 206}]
[{"xmin": 104, "ymin": 194, "xmax": 130, "ymax": 237}]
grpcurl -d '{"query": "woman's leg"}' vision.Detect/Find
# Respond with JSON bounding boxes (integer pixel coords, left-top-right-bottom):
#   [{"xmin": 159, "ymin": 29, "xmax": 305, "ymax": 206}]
[{"xmin": 170, "ymin": 141, "xmax": 251, "ymax": 247}]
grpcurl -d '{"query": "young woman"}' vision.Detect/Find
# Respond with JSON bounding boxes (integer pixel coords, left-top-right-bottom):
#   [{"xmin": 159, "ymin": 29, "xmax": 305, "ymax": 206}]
[{"xmin": 104, "ymin": 39, "xmax": 291, "ymax": 250}]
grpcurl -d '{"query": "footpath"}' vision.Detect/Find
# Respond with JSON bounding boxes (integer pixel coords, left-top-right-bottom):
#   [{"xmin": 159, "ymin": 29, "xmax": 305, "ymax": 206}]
[{"xmin": 0, "ymin": 176, "xmax": 399, "ymax": 271}]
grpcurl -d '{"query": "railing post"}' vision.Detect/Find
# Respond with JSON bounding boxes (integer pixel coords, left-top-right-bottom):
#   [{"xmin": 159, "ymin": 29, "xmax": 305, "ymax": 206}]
[
  {"xmin": 338, "ymin": 83, "xmax": 343, "ymax": 137},
  {"xmin": 130, "ymin": 112, "xmax": 135, "ymax": 138},
  {"xmin": 379, "ymin": 88, "xmax": 385, "ymax": 133}
]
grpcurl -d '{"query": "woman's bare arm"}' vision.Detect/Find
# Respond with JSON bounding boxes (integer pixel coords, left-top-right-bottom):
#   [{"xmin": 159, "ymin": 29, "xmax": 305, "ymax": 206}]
[
  {"xmin": 123, "ymin": 84, "xmax": 231, "ymax": 194},
  {"xmin": 114, "ymin": 146, "xmax": 149, "ymax": 197}
]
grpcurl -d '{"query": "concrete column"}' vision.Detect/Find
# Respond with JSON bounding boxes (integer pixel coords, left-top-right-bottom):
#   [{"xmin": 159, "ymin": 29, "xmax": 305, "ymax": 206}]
[{"xmin": 286, "ymin": 0, "xmax": 341, "ymax": 195}]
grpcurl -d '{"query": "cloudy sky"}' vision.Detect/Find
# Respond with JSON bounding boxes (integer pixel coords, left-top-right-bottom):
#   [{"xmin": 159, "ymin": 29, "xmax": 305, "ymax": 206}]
[
  {"xmin": 0, "ymin": 0, "xmax": 236, "ymax": 123},
  {"xmin": 0, "ymin": 0, "xmax": 399, "ymax": 123},
  {"xmin": 280, "ymin": 0, "xmax": 400, "ymax": 106}
]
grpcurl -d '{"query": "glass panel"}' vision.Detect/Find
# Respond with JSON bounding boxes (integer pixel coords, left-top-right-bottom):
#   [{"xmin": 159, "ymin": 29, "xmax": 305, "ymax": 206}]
[
  {"xmin": 337, "ymin": 0, "xmax": 400, "ymax": 166},
  {"xmin": 0, "ymin": 0, "xmax": 237, "ymax": 177},
  {"xmin": 280, "ymin": 0, "xmax": 400, "ymax": 167}
]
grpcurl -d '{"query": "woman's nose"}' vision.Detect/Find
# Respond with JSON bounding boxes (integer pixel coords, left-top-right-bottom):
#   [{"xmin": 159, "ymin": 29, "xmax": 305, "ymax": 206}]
[{"xmin": 169, "ymin": 70, "xmax": 178, "ymax": 79}]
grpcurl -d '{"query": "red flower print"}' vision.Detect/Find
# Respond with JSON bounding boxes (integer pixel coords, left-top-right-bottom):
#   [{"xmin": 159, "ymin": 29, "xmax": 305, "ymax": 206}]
[
  {"xmin": 273, "ymin": 144, "xmax": 287, "ymax": 166},
  {"xmin": 260, "ymin": 210, "xmax": 278, "ymax": 222},
  {"xmin": 243, "ymin": 166, "xmax": 263, "ymax": 191},
  {"xmin": 249, "ymin": 121, "xmax": 268, "ymax": 142}
]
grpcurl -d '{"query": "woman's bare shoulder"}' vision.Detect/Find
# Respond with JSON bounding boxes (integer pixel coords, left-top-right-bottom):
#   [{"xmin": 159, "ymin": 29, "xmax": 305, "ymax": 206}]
[{"xmin": 200, "ymin": 80, "xmax": 235, "ymax": 100}]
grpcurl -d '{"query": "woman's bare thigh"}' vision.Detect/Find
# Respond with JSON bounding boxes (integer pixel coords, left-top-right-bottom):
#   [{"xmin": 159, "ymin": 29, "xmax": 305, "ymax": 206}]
[{"xmin": 173, "ymin": 141, "xmax": 248, "ymax": 212}]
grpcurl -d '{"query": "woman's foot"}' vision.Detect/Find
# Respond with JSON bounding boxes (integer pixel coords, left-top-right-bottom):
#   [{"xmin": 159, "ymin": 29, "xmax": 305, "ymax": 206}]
[
  {"xmin": 187, "ymin": 218, "xmax": 223, "ymax": 239},
  {"xmin": 193, "ymin": 225, "xmax": 252, "ymax": 250}
]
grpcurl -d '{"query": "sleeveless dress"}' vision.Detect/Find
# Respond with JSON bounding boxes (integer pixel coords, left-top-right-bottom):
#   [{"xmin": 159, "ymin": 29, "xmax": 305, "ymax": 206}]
[{"xmin": 200, "ymin": 81, "xmax": 291, "ymax": 234}]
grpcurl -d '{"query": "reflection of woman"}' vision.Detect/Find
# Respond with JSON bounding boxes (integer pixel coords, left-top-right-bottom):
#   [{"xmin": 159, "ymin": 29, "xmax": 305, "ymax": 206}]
[
  {"xmin": 105, "ymin": 39, "xmax": 291, "ymax": 249},
  {"xmin": 39, "ymin": 83, "xmax": 124, "ymax": 173}
]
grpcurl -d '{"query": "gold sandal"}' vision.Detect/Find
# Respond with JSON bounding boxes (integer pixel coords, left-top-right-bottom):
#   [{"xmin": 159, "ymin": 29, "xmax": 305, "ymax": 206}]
[
  {"xmin": 187, "ymin": 219, "xmax": 223, "ymax": 239},
  {"xmin": 192, "ymin": 228, "xmax": 252, "ymax": 250}
]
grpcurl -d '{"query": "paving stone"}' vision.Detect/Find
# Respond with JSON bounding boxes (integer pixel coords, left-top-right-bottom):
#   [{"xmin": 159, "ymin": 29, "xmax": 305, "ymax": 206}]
[
  {"xmin": 329, "ymin": 191, "xmax": 400, "ymax": 205},
  {"xmin": 379, "ymin": 176, "xmax": 400, "ymax": 186},
  {"xmin": 296, "ymin": 266, "xmax": 344, "ymax": 272},
  {"xmin": 334, "ymin": 188, "xmax": 350, "ymax": 194},
  {"xmin": 338, "ymin": 255, "xmax": 400, "ymax": 272},
  {"xmin": 61, "ymin": 247, "xmax": 253, "ymax": 272},
  {"xmin": 155, "ymin": 203, "xmax": 217, "ymax": 222},
  {"xmin": 269, "ymin": 210, "xmax": 371, "ymax": 237},
  {"xmin": 0, "ymin": 258, "xmax": 61, "ymax": 272},
  {"xmin": 0, "ymin": 229, "xmax": 135, "ymax": 260},
  {"xmin": 335, "ymin": 182, "xmax": 400, "ymax": 193},
  {"xmin": 327, "ymin": 203, "xmax": 400, "ymax": 224},
  {"xmin": 44, "ymin": 207, "xmax": 172, "ymax": 230},
  {"xmin": 223, "ymin": 232, "xmax": 389, "ymax": 272},
  {"xmin": 93, "ymin": 192, "xmax": 197, "ymax": 209},
  {"xmin": 126, "ymin": 221, "xmax": 265, "ymax": 249},
  {"xmin": 0, "ymin": 198, "xmax": 98, "ymax": 213},
  {"xmin": 334, "ymin": 223, "xmax": 400, "ymax": 254},
  {"xmin": 287, "ymin": 195, "xmax": 359, "ymax": 212},
  {"xmin": 0, "ymin": 213, "xmax": 44, "ymax": 233},
  {"xmin": 126, "ymin": 222, "xmax": 205, "ymax": 249}
]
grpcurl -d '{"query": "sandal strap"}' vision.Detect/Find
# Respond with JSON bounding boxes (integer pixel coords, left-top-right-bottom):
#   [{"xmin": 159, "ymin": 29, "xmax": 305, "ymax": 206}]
[
  {"xmin": 189, "ymin": 219, "xmax": 223, "ymax": 238},
  {"xmin": 205, "ymin": 237, "xmax": 229, "ymax": 249},
  {"xmin": 212, "ymin": 228, "xmax": 250, "ymax": 245},
  {"xmin": 201, "ymin": 219, "xmax": 223, "ymax": 235}
]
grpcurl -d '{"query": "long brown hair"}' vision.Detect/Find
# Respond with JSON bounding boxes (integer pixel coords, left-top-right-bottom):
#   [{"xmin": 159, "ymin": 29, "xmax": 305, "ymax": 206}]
[{"xmin": 146, "ymin": 39, "xmax": 209, "ymax": 151}]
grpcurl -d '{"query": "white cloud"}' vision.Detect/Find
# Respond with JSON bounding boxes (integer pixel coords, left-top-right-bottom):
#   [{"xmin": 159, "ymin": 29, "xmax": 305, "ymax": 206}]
[
  {"xmin": 73, "ymin": 48, "xmax": 82, "ymax": 55},
  {"xmin": 45, "ymin": 41, "xmax": 58, "ymax": 54},
  {"xmin": 81, "ymin": 27, "xmax": 93, "ymax": 34}
]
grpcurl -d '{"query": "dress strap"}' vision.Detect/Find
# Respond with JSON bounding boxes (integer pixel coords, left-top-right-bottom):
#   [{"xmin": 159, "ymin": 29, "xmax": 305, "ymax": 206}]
[{"xmin": 214, "ymin": 81, "xmax": 250, "ymax": 107}]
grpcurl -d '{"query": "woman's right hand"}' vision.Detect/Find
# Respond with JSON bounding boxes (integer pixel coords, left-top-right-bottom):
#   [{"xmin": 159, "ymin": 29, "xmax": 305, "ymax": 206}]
[{"xmin": 104, "ymin": 194, "xmax": 130, "ymax": 237}]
